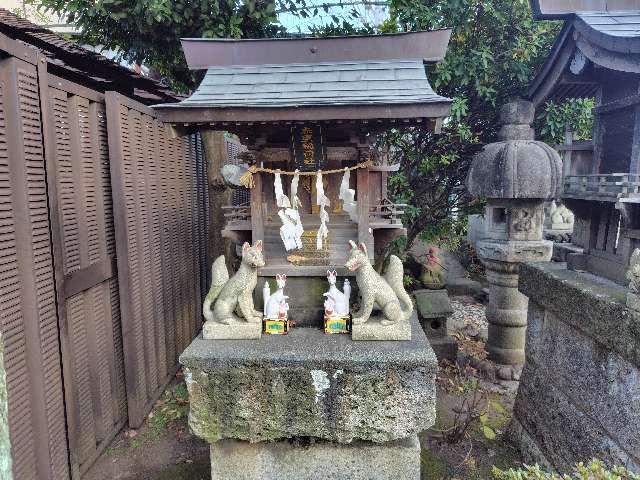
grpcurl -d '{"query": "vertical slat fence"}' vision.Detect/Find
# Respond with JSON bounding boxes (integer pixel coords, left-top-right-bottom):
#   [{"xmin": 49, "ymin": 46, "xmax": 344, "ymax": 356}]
[
  {"xmin": 0, "ymin": 54, "xmax": 70, "ymax": 480},
  {"xmin": 106, "ymin": 92, "xmax": 206, "ymax": 428},
  {"xmin": 43, "ymin": 77, "xmax": 128, "ymax": 477},
  {"xmin": 0, "ymin": 30, "xmax": 208, "ymax": 479}
]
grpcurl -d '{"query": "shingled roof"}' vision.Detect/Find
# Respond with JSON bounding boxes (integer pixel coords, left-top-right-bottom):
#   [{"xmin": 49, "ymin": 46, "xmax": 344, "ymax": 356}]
[
  {"xmin": 529, "ymin": 0, "xmax": 640, "ymax": 19},
  {"xmin": 527, "ymin": 7, "xmax": 640, "ymax": 105},
  {"xmin": 153, "ymin": 31, "xmax": 452, "ymax": 125},
  {"xmin": 172, "ymin": 60, "xmax": 448, "ymax": 108},
  {"xmin": 0, "ymin": 8, "xmax": 178, "ymax": 104}
]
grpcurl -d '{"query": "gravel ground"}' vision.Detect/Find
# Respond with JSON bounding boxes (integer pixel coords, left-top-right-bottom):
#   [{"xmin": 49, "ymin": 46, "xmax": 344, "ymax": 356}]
[{"xmin": 450, "ymin": 296, "xmax": 488, "ymax": 340}]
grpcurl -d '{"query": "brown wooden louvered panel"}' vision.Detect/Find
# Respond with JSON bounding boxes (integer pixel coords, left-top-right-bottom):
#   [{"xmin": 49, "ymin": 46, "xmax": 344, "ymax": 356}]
[
  {"xmin": 66, "ymin": 293, "xmax": 96, "ymax": 462},
  {"xmin": 96, "ymin": 105, "xmax": 116, "ymax": 258},
  {"xmin": 108, "ymin": 278, "xmax": 127, "ymax": 421},
  {"xmin": 106, "ymin": 92, "xmax": 206, "ymax": 427},
  {"xmin": 0, "ymin": 78, "xmax": 37, "ymax": 479},
  {"xmin": 157, "ymin": 124, "xmax": 177, "ymax": 368},
  {"xmin": 50, "ymin": 88, "xmax": 80, "ymax": 276},
  {"xmin": 19, "ymin": 64, "xmax": 70, "ymax": 480},
  {"xmin": 76, "ymin": 97, "xmax": 102, "ymax": 265},
  {"xmin": 45, "ymin": 80, "xmax": 128, "ymax": 477},
  {"xmin": 111, "ymin": 102, "xmax": 148, "ymax": 424},
  {"xmin": 0, "ymin": 56, "xmax": 70, "ymax": 480},
  {"xmin": 145, "ymin": 117, "xmax": 167, "ymax": 382},
  {"xmin": 134, "ymin": 111, "xmax": 159, "ymax": 399}
]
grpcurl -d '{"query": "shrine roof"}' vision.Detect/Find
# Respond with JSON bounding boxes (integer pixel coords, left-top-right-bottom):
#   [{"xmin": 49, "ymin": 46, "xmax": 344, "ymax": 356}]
[
  {"xmin": 529, "ymin": 0, "xmax": 640, "ymax": 19},
  {"xmin": 527, "ymin": 8, "xmax": 640, "ymax": 105},
  {"xmin": 153, "ymin": 31, "xmax": 452, "ymax": 126}
]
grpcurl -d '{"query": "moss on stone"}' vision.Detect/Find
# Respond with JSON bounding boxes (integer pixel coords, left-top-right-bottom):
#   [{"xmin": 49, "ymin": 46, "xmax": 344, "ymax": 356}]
[{"xmin": 185, "ymin": 363, "xmax": 435, "ymax": 445}]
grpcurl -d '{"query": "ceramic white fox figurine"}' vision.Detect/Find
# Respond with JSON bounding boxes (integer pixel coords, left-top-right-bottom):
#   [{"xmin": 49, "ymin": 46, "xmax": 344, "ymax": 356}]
[
  {"xmin": 263, "ymin": 274, "xmax": 289, "ymax": 320},
  {"xmin": 322, "ymin": 270, "xmax": 350, "ymax": 318}
]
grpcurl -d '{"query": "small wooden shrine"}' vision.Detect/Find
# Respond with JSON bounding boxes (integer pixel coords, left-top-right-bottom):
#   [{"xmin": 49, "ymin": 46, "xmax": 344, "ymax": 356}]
[
  {"xmin": 155, "ymin": 31, "xmax": 451, "ymax": 323},
  {"xmin": 528, "ymin": 1, "xmax": 640, "ymax": 284}
]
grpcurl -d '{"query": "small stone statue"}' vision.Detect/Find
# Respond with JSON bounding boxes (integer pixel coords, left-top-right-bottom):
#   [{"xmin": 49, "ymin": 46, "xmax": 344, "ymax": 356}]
[
  {"xmin": 419, "ymin": 246, "xmax": 447, "ymax": 289},
  {"xmin": 345, "ymin": 241, "xmax": 412, "ymax": 326},
  {"xmin": 627, "ymin": 248, "xmax": 640, "ymax": 294},
  {"xmin": 263, "ymin": 274, "xmax": 290, "ymax": 320},
  {"xmin": 202, "ymin": 241, "xmax": 265, "ymax": 338},
  {"xmin": 549, "ymin": 200, "xmax": 574, "ymax": 228},
  {"xmin": 322, "ymin": 270, "xmax": 351, "ymax": 318}
]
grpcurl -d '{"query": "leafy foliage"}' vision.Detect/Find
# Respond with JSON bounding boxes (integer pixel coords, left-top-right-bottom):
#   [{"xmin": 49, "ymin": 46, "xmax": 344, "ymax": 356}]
[
  {"xmin": 29, "ymin": 0, "xmax": 292, "ymax": 91},
  {"xmin": 535, "ymin": 98, "xmax": 595, "ymax": 145},
  {"xmin": 378, "ymin": 0, "xmax": 561, "ymax": 248},
  {"xmin": 28, "ymin": 0, "xmax": 593, "ymax": 251},
  {"xmin": 436, "ymin": 357, "xmax": 509, "ymax": 444},
  {"xmin": 493, "ymin": 459, "xmax": 640, "ymax": 480}
]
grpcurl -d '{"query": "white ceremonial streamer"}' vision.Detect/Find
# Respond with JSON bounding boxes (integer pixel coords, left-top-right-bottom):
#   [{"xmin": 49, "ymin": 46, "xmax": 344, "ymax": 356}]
[
  {"xmin": 290, "ymin": 169, "xmax": 302, "ymax": 210},
  {"xmin": 274, "ymin": 172, "xmax": 291, "ymax": 209},
  {"xmin": 315, "ymin": 170, "xmax": 330, "ymax": 250},
  {"xmin": 338, "ymin": 167, "xmax": 350, "ymax": 201}
]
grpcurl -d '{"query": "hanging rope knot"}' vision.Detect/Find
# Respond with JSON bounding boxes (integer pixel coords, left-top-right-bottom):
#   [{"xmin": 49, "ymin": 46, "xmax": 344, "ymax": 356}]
[{"xmin": 239, "ymin": 164, "xmax": 259, "ymax": 188}]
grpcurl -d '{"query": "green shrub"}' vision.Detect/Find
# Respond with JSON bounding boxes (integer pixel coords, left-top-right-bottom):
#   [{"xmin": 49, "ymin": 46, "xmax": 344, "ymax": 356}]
[{"xmin": 492, "ymin": 459, "xmax": 640, "ymax": 480}]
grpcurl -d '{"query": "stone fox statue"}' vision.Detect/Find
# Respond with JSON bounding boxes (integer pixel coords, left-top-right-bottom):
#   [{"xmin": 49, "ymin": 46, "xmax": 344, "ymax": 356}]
[
  {"xmin": 345, "ymin": 240, "xmax": 413, "ymax": 325},
  {"xmin": 202, "ymin": 241, "xmax": 265, "ymax": 325}
]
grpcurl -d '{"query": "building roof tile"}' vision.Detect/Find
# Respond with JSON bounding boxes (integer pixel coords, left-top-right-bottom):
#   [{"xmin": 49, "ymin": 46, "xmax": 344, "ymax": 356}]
[{"xmin": 160, "ymin": 59, "xmax": 449, "ymax": 109}]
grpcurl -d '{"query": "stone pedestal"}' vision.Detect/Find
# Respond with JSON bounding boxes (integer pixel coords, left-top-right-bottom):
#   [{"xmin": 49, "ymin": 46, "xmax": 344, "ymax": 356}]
[
  {"xmin": 477, "ymin": 239, "xmax": 552, "ymax": 366},
  {"xmin": 209, "ymin": 437, "xmax": 421, "ymax": 480},
  {"xmin": 414, "ymin": 289, "xmax": 457, "ymax": 361},
  {"xmin": 180, "ymin": 312, "xmax": 436, "ymax": 479},
  {"xmin": 351, "ymin": 315, "xmax": 412, "ymax": 341},
  {"xmin": 202, "ymin": 319, "xmax": 261, "ymax": 340}
]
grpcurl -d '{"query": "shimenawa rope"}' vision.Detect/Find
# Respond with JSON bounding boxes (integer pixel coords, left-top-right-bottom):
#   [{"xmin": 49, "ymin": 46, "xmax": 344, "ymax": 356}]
[{"xmin": 238, "ymin": 160, "xmax": 372, "ymax": 188}]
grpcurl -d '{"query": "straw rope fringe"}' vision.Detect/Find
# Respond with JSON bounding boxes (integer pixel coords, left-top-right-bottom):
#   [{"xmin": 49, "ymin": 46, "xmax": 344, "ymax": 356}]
[{"xmin": 238, "ymin": 160, "xmax": 373, "ymax": 188}]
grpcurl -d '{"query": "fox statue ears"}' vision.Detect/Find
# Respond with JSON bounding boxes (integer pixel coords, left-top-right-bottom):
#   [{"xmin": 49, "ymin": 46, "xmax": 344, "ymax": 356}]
[
  {"xmin": 332, "ymin": 270, "xmax": 337, "ymax": 276},
  {"xmin": 243, "ymin": 240, "xmax": 263, "ymax": 253},
  {"xmin": 276, "ymin": 274, "xmax": 287, "ymax": 281},
  {"xmin": 347, "ymin": 240, "xmax": 367, "ymax": 254}
]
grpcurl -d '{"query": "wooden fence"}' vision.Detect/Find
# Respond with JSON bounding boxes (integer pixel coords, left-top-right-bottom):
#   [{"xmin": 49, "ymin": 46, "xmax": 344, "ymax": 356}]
[{"xmin": 0, "ymin": 30, "xmax": 208, "ymax": 479}]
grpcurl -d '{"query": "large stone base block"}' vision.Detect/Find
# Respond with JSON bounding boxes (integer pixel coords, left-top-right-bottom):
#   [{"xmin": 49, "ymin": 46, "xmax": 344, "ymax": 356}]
[
  {"xmin": 180, "ymin": 312, "xmax": 436, "ymax": 444},
  {"xmin": 202, "ymin": 319, "xmax": 261, "ymax": 340},
  {"xmin": 209, "ymin": 436, "xmax": 421, "ymax": 480}
]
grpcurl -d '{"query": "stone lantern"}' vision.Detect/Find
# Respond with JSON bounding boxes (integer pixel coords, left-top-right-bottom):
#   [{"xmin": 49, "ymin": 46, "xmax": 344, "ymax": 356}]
[{"xmin": 466, "ymin": 100, "xmax": 562, "ymax": 377}]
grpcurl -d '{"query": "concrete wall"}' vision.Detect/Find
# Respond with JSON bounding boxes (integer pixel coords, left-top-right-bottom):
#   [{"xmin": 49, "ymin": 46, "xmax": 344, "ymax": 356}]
[{"xmin": 512, "ymin": 262, "xmax": 640, "ymax": 472}]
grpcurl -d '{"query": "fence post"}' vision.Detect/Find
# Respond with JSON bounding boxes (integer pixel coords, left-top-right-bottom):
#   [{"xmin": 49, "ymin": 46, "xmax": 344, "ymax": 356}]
[{"xmin": 105, "ymin": 91, "xmax": 146, "ymax": 428}]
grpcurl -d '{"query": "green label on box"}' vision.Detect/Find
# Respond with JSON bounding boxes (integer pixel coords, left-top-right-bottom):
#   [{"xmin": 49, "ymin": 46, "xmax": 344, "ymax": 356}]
[
  {"xmin": 264, "ymin": 319, "xmax": 287, "ymax": 334},
  {"xmin": 324, "ymin": 317, "xmax": 349, "ymax": 334}
]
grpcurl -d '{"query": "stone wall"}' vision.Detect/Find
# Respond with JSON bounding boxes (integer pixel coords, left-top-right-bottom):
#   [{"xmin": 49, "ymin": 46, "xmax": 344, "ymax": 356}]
[{"xmin": 511, "ymin": 262, "xmax": 640, "ymax": 472}]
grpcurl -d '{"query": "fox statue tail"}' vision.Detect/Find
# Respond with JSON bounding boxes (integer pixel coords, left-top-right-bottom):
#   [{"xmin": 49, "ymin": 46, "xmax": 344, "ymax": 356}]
[
  {"xmin": 384, "ymin": 255, "xmax": 413, "ymax": 321},
  {"xmin": 202, "ymin": 255, "xmax": 229, "ymax": 322}
]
